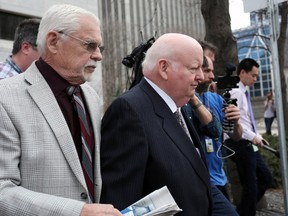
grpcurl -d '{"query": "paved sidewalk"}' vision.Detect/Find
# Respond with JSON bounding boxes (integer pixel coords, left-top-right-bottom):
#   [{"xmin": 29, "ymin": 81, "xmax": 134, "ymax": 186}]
[
  {"xmin": 256, "ymin": 118, "xmax": 278, "ymax": 136},
  {"xmin": 234, "ymin": 119, "xmax": 284, "ymax": 215},
  {"xmin": 254, "ymin": 119, "xmax": 284, "ymax": 216},
  {"xmin": 256, "ymin": 189, "xmax": 285, "ymax": 216}
]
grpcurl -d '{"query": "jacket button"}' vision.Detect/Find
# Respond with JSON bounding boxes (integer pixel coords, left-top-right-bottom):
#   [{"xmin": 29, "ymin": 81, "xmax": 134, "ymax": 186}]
[{"xmin": 81, "ymin": 192, "xmax": 88, "ymax": 199}]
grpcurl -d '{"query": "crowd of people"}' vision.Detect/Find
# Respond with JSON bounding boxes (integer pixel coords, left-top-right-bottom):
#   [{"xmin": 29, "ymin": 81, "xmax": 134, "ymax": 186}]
[{"xmin": 0, "ymin": 4, "xmax": 273, "ymax": 216}]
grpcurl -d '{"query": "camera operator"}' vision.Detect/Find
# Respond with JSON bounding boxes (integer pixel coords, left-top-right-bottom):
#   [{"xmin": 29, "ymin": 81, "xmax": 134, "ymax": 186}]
[
  {"xmin": 224, "ymin": 58, "xmax": 272, "ymax": 216},
  {"xmin": 183, "ymin": 55, "xmax": 242, "ymax": 216}
]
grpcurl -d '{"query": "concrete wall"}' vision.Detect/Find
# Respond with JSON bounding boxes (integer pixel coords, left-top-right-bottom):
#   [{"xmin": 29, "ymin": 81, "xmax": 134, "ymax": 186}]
[
  {"xmin": 0, "ymin": 0, "xmax": 98, "ymax": 17},
  {"xmin": 99, "ymin": 0, "xmax": 206, "ymax": 109},
  {"xmin": 0, "ymin": 39, "xmax": 13, "ymax": 61}
]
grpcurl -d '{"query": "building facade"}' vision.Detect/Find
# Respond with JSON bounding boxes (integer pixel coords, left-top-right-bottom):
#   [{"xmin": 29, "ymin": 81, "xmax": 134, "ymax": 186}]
[
  {"xmin": 98, "ymin": 0, "xmax": 205, "ymax": 109},
  {"xmin": 233, "ymin": 10, "xmax": 288, "ymax": 99},
  {"xmin": 234, "ymin": 25, "xmax": 272, "ymax": 97}
]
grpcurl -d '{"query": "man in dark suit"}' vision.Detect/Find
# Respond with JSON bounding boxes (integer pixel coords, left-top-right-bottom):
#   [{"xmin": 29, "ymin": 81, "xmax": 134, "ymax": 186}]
[{"xmin": 100, "ymin": 33, "xmax": 213, "ymax": 216}]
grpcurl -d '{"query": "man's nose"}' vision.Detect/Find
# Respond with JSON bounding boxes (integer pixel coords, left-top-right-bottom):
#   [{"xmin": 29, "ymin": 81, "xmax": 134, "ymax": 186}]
[
  {"xmin": 90, "ymin": 49, "xmax": 103, "ymax": 61},
  {"xmin": 210, "ymin": 72, "xmax": 215, "ymax": 80},
  {"xmin": 197, "ymin": 68, "xmax": 204, "ymax": 81}
]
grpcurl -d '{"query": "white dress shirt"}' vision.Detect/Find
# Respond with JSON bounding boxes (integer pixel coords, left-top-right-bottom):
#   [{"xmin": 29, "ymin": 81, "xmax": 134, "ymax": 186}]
[
  {"xmin": 229, "ymin": 81, "xmax": 259, "ymax": 142},
  {"xmin": 144, "ymin": 77, "xmax": 177, "ymax": 113},
  {"xmin": 144, "ymin": 77, "xmax": 200, "ymax": 154}
]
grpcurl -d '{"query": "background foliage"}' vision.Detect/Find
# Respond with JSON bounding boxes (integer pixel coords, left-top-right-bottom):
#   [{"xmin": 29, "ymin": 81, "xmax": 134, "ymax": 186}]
[{"xmin": 260, "ymin": 134, "xmax": 288, "ymax": 188}]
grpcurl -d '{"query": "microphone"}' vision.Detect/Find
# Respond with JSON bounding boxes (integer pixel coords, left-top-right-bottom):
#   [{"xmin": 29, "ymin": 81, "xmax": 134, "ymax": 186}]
[{"xmin": 258, "ymin": 138, "xmax": 280, "ymax": 158}]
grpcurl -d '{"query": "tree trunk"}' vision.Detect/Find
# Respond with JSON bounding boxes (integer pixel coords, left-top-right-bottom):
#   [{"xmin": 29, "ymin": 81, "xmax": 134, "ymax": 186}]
[
  {"xmin": 277, "ymin": 2, "xmax": 288, "ymax": 132},
  {"xmin": 201, "ymin": 0, "xmax": 243, "ymax": 207},
  {"xmin": 201, "ymin": 0, "xmax": 239, "ymax": 76}
]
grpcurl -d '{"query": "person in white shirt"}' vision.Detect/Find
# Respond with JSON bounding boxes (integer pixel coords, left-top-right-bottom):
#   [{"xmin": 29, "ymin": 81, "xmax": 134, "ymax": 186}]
[
  {"xmin": 224, "ymin": 58, "xmax": 272, "ymax": 216},
  {"xmin": 264, "ymin": 91, "xmax": 276, "ymax": 135}
]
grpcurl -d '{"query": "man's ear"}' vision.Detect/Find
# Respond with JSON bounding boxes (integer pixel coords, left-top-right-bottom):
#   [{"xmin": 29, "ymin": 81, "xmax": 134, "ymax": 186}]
[
  {"xmin": 158, "ymin": 59, "xmax": 169, "ymax": 80},
  {"xmin": 239, "ymin": 69, "xmax": 246, "ymax": 77},
  {"xmin": 20, "ymin": 42, "xmax": 32, "ymax": 55},
  {"xmin": 46, "ymin": 31, "xmax": 60, "ymax": 54}
]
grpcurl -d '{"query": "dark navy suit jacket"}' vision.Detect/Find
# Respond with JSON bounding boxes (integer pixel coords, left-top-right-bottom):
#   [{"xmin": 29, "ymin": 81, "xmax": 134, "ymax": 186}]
[{"xmin": 100, "ymin": 79, "xmax": 212, "ymax": 216}]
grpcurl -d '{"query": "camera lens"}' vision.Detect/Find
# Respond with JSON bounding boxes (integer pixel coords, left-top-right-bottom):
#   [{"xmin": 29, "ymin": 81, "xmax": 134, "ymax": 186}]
[{"xmin": 122, "ymin": 56, "xmax": 135, "ymax": 68}]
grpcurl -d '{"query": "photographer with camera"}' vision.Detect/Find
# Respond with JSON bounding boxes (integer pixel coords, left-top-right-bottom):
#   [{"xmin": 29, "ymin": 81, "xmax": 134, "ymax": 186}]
[
  {"xmin": 224, "ymin": 58, "xmax": 272, "ymax": 216},
  {"xmin": 183, "ymin": 55, "xmax": 242, "ymax": 216}
]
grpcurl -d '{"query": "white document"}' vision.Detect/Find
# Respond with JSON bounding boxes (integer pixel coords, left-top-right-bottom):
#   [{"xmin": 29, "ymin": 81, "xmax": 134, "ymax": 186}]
[{"xmin": 121, "ymin": 186, "xmax": 182, "ymax": 216}]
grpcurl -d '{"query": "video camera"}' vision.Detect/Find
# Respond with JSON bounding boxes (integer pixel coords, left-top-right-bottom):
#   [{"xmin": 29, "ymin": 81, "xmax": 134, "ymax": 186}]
[
  {"xmin": 122, "ymin": 36, "xmax": 156, "ymax": 68},
  {"xmin": 216, "ymin": 63, "xmax": 239, "ymax": 90},
  {"xmin": 216, "ymin": 63, "xmax": 239, "ymax": 133},
  {"xmin": 122, "ymin": 35, "xmax": 156, "ymax": 89}
]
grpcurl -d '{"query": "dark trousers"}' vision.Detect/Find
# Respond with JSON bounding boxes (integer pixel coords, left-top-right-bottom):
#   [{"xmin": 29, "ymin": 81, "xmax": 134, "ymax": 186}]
[
  {"xmin": 226, "ymin": 140, "xmax": 272, "ymax": 216},
  {"xmin": 211, "ymin": 184, "xmax": 238, "ymax": 216},
  {"xmin": 264, "ymin": 117, "xmax": 274, "ymax": 135},
  {"xmin": 216, "ymin": 184, "xmax": 230, "ymax": 201}
]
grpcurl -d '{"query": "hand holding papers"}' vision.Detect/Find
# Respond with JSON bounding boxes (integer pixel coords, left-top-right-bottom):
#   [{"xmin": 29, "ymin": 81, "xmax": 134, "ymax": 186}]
[{"xmin": 121, "ymin": 186, "xmax": 182, "ymax": 216}]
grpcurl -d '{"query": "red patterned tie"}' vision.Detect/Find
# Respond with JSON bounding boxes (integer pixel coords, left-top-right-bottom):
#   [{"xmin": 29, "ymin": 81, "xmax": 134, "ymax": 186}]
[{"xmin": 67, "ymin": 86, "xmax": 94, "ymax": 202}]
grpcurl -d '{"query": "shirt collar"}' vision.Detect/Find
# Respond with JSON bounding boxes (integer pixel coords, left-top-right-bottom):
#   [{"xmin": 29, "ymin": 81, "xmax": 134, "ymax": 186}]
[
  {"xmin": 35, "ymin": 58, "xmax": 71, "ymax": 97},
  {"xmin": 144, "ymin": 77, "xmax": 177, "ymax": 113},
  {"xmin": 6, "ymin": 55, "xmax": 22, "ymax": 74},
  {"xmin": 239, "ymin": 81, "xmax": 248, "ymax": 93}
]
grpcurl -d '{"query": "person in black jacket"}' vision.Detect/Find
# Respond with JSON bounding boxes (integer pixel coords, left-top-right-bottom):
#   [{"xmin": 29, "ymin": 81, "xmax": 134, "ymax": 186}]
[{"xmin": 100, "ymin": 33, "xmax": 213, "ymax": 216}]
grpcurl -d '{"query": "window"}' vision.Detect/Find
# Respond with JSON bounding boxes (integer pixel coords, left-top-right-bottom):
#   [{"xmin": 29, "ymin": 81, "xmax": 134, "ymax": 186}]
[
  {"xmin": 0, "ymin": 11, "xmax": 35, "ymax": 40},
  {"xmin": 235, "ymin": 25, "xmax": 273, "ymax": 97}
]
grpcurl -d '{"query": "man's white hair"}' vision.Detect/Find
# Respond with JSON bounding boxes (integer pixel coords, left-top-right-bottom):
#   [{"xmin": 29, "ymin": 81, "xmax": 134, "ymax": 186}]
[{"xmin": 36, "ymin": 4, "xmax": 100, "ymax": 55}]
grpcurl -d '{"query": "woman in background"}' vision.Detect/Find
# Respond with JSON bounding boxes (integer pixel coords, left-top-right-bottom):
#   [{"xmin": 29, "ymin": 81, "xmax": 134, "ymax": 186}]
[{"xmin": 264, "ymin": 92, "xmax": 276, "ymax": 135}]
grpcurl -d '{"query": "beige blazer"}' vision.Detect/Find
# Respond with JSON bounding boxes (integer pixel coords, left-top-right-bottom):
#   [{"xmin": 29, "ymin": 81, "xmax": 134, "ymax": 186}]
[{"xmin": 0, "ymin": 63, "xmax": 102, "ymax": 216}]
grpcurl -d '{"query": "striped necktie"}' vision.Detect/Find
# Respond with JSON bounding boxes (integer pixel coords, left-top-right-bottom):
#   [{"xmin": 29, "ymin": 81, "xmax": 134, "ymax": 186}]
[{"xmin": 66, "ymin": 86, "xmax": 94, "ymax": 202}]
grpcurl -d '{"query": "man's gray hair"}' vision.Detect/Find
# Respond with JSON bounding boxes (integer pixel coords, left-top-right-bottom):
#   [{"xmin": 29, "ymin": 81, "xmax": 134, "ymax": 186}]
[{"xmin": 12, "ymin": 18, "xmax": 40, "ymax": 55}]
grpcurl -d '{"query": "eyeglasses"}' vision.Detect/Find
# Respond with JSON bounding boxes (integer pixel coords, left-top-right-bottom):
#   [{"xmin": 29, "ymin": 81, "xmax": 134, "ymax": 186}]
[{"xmin": 58, "ymin": 31, "xmax": 104, "ymax": 53}]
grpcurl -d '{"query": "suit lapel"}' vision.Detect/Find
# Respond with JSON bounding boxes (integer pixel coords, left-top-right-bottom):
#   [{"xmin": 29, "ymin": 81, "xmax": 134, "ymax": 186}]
[
  {"xmin": 80, "ymin": 83, "xmax": 102, "ymax": 202},
  {"xmin": 140, "ymin": 80, "xmax": 211, "ymax": 187},
  {"xmin": 182, "ymin": 110, "xmax": 208, "ymax": 165},
  {"xmin": 162, "ymin": 111, "xmax": 211, "ymax": 187},
  {"xmin": 24, "ymin": 64, "xmax": 86, "ymax": 189}
]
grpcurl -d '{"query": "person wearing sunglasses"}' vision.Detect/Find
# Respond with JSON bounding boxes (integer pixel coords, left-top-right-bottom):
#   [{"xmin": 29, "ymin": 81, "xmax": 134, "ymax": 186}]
[
  {"xmin": 0, "ymin": 18, "xmax": 40, "ymax": 80},
  {"xmin": 0, "ymin": 4, "xmax": 121, "ymax": 216}
]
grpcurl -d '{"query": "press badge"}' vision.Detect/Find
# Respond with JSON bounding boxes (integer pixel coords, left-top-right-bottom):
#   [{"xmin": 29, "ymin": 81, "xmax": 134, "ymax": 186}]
[{"xmin": 205, "ymin": 137, "xmax": 214, "ymax": 152}]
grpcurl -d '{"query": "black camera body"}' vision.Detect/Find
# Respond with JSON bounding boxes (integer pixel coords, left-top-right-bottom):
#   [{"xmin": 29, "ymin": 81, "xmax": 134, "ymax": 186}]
[
  {"xmin": 122, "ymin": 36, "xmax": 156, "ymax": 89},
  {"xmin": 216, "ymin": 62, "xmax": 239, "ymax": 90},
  {"xmin": 122, "ymin": 36, "xmax": 156, "ymax": 68}
]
